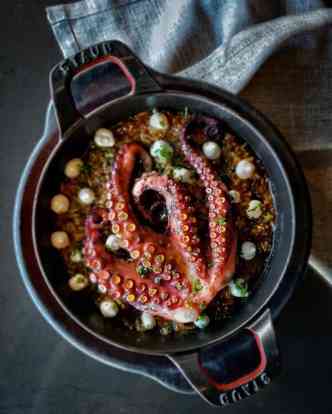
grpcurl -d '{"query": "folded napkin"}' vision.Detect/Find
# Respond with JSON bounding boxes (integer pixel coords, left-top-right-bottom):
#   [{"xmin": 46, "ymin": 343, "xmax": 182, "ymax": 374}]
[{"xmin": 47, "ymin": 0, "xmax": 332, "ymax": 278}]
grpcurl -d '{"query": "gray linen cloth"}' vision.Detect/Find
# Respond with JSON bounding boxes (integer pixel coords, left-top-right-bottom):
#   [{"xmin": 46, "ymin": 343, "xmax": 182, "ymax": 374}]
[{"xmin": 47, "ymin": 0, "xmax": 332, "ymax": 278}]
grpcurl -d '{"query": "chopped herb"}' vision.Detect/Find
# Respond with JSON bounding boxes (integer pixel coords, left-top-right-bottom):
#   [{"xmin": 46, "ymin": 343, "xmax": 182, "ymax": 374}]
[
  {"xmin": 150, "ymin": 141, "xmax": 173, "ymax": 164},
  {"xmin": 192, "ymin": 279, "xmax": 203, "ymax": 293},
  {"xmin": 163, "ymin": 164, "xmax": 174, "ymax": 177},
  {"xmin": 103, "ymin": 149, "xmax": 114, "ymax": 159},
  {"xmin": 175, "ymin": 282, "xmax": 183, "ymax": 290},
  {"xmin": 81, "ymin": 163, "xmax": 92, "ymax": 175},
  {"xmin": 115, "ymin": 299, "xmax": 125, "ymax": 309},
  {"xmin": 137, "ymin": 264, "xmax": 151, "ymax": 277},
  {"xmin": 215, "ymin": 216, "xmax": 227, "ymax": 225},
  {"xmin": 248, "ymin": 205, "xmax": 260, "ymax": 212},
  {"xmin": 263, "ymin": 212, "xmax": 273, "ymax": 223},
  {"xmin": 229, "ymin": 278, "xmax": 249, "ymax": 298},
  {"xmin": 194, "ymin": 314, "xmax": 210, "ymax": 329},
  {"xmin": 207, "ymin": 261, "xmax": 213, "ymax": 269},
  {"xmin": 199, "ymin": 303, "xmax": 207, "ymax": 310},
  {"xmin": 159, "ymin": 146, "xmax": 173, "ymax": 160},
  {"xmin": 155, "ymin": 160, "xmax": 165, "ymax": 173}
]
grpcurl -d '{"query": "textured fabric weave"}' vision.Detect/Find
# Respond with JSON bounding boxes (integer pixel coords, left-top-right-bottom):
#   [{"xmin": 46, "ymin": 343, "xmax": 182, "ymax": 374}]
[{"xmin": 47, "ymin": 1, "xmax": 332, "ymax": 93}]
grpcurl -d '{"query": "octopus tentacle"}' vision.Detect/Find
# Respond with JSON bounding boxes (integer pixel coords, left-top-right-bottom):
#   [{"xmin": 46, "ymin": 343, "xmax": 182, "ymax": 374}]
[
  {"xmin": 84, "ymin": 207, "xmax": 195, "ymax": 320},
  {"xmin": 84, "ymin": 144, "xmax": 200, "ymax": 322},
  {"xmin": 133, "ymin": 172, "xmax": 208, "ymax": 280},
  {"xmin": 180, "ymin": 117, "xmax": 237, "ymax": 289},
  {"xmin": 83, "ymin": 117, "xmax": 236, "ymax": 324},
  {"xmin": 111, "ymin": 142, "xmax": 152, "ymax": 195},
  {"xmin": 106, "ymin": 143, "xmax": 152, "ymax": 257}
]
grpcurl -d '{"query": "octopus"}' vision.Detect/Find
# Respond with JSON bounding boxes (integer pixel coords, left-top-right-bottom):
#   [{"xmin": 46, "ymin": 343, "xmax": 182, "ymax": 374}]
[{"xmin": 83, "ymin": 116, "xmax": 237, "ymax": 323}]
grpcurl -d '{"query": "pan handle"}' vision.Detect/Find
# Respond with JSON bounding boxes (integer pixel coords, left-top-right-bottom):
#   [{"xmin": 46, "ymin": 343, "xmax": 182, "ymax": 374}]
[
  {"xmin": 168, "ymin": 309, "xmax": 280, "ymax": 406},
  {"xmin": 49, "ymin": 40, "xmax": 162, "ymax": 137}
]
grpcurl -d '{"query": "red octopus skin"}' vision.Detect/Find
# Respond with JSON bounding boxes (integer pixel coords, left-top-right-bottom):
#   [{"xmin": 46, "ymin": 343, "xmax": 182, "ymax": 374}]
[{"xmin": 83, "ymin": 118, "xmax": 236, "ymax": 323}]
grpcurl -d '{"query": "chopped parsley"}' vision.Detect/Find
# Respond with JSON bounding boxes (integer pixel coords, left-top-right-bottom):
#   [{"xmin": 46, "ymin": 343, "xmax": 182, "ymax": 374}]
[
  {"xmin": 194, "ymin": 314, "xmax": 210, "ymax": 329},
  {"xmin": 192, "ymin": 279, "xmax": 203, "ymax": 293},
  {"xmin": 80, "ymin": 163, "xmax": 92, "ymax": 175},
  {"xmin": 248, "ymin": 204, "xmax": 261, "ymax": 212},
  {"xmin": 103, "ymin": 148, "xmax": 114, "ymax": 160},
  {"xmin": 175, "ymin": 282, "xmax": 183, "ymax": 290},
  {"xmin": 263, "ymin": 212, "xmax": 273, "ymax": 223},
  {"xmin": 215, "ymin": 216, "xmax": 227, "ymax": 225},
  {"xmin": 155, "ymin": 160, "xmax": 165, "ymax": 173},
  {"xmin": 136, "ymin": 264, "xmax": 151, "ymax": 277},
  {"xmin": 229, "ymin": 278, "xmax": 249, "ymax": 298},
  {"xmin": 158, "ymin": 145, "xmax": 173, "ymax": 161}
]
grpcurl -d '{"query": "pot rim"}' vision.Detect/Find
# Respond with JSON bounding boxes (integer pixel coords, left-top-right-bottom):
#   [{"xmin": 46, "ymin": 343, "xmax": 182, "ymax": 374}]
[{"xmin": 14, "ymin": 79, "xmax": 312, "ymax": 357}]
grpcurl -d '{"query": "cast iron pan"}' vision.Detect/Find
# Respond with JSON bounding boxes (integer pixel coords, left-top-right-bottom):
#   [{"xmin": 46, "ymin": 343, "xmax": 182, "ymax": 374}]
[{"xmin": 14, "ymin": 40, "xmax": 311, "ymax": 406}]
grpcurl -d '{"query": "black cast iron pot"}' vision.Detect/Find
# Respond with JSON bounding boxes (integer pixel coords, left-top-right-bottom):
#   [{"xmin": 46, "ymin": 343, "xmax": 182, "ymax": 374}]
[{"xmin": 14, "ymin": 40, "xmax": 311, "ymax": 407}]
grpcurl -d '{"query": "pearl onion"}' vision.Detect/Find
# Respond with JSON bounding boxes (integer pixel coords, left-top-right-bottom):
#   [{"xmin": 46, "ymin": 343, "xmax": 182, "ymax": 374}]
[
  {"xmin": 149, "ymin": 111, "xmax": 169, "ymax": 131},
  {"xmin": 240, "ymin": 241, "xmax": 256, "ymax": 261},
  {"xmin": 173, "ymin": 307, "xmax": 199, "ymax": 323},
  {"xmin": 228, "ymin": 190, "xmax": 241, "ymax": 204},
  {"xmin": 68, "ymin": 274, "xmax": 89, "ymax": 291},
  {"xmin": 100, "ymin": 299, "xmax": 119, "ymax": 318},
  {"xmin": 64, "ymin": 158, "xmax": 83, "ymax": 178},
  {"xmin": 141, "ymin": 312, "xmax": 156, "ymax": 330},
  {"xmin": 51, "ymin": 194, "xmax": 70, "ymax": 214},
  {"xmin": 235, "ymin": 160, "xmax": 255, "ymax": 179},
  {"xmin": 51, "ymin": 231, "xmax": 70, "ymax": 249},
  {"xmin": 246, "ymin": 200, "xmax": 262, "ymax": 219},
  {"xmin": 105, "ymin": 234, "xmax": 122, "ymax": 252},
  {"xmin": 202, "ymin": 141, "xmax": 222, "ymax": 160},
  {"xmin": 173, "ymin": 167, "xmax": 192, "ymax": 183},
  {"xmin": 194, "ymin": 314, "xmax": 210, "ymax": 329},
  {"xmin": 78, "ymin": 188, "xmax": 95, "ymax": 205},
  {"xmin": 150, "ymin": 140, "xmax": 173, "ymax": 163},
  {"xmin": 94, "ymin": 128, "xmax": 115, "ymax": 147}
]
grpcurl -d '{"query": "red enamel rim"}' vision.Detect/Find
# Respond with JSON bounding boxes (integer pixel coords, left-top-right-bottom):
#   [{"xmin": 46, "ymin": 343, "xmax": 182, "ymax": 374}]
[
  {"xmin": 199, "ymin": 328, "xmax": 267, "ymax": 392},
  {"xmin": 73, "ymin": 54, "xmax": 136, "ymax": 95}
]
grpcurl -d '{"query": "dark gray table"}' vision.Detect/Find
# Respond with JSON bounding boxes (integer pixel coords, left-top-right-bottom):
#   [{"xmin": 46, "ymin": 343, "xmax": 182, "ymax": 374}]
[{"xmin": 1, "ymin": 2, "xmax": 332, "ymax": 413}]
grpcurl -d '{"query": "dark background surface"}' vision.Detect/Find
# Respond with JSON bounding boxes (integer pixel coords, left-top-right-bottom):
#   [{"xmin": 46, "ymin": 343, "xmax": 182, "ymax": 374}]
[{"xmin": 1, "ymin": 1, "xmax": 332, "ymax": 413}]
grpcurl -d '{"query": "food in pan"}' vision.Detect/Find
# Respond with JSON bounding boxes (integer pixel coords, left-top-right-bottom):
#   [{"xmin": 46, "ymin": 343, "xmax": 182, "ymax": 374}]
[{"xmin": 50, "ymin": 110, "xmax": 275, "ymax": 334}]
